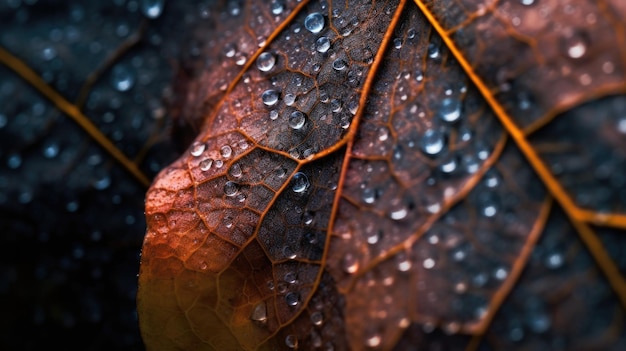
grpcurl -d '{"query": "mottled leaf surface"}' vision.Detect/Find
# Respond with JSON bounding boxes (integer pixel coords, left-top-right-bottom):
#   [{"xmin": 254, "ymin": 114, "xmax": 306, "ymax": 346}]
[{"xmin": 138, "ymin": 0, "xmax": 626, "ymax": 350}]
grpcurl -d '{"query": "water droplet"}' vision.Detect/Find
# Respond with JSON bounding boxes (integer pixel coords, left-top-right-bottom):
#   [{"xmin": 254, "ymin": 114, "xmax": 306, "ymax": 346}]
[
  {"xmin": 482, "ymin": 203, "xmax": 497, "ymax": 217},
  {"xmin": 256, "ymin": 52, "xmax": 276, "ymax": 72},
  {"xmin": 362, "ymin": 188, "xmax": 376, "ymax": 204},
  {"xmin": 284, "ymin": 93, "xmax": 296, "ymax": 106},
  {"xmin": 270, "ymin": 0, "xmax": 283, "ymax": 15},
  {"xmin": 316, "ymin": 36, "xmax": 331, "ymax": 53},
  {"xmin": 427, "ymin": 43, "xmax": 440, "ymax": 59},
  {"xmin": 331, "ymin": 99, "xmax": 342, "ymax": 112},
  {"xmin": 304, "ymin": 12, "xmax": 325, "ymax": 34},
  {"xmin": 348, "ymin": 100, "xmax": 359, "ymax": 115},
  {"xmin": 365, "ymin": 333, "xmax": 381, "ymax": 348},
  {"xmin": 200, "ymin": 158, "xmax": 213, "ymax": 171},
  {"xmin": 261, "ymin": 89, "xmax": 279, "ymax": 106},
  {"xmin": 190, "ymin": 141, "xmax": 205, "ymax": 157},
  {"xmin": 422, "ymin": 258, "xmax": 435, "ymax": 269},
  {"xmin": 285, "ymin": 335, "xmax": 298, "ymax": 349},
  {"xmin": 291, "ymin": 172, "xmax": 309, "ymax": 193},
  {"xmin": 520, "ymin": 0, "xmax": 535, "ymax": 6},
  {"xmin": 269, "ymin": 110, "xmax": 279, "ymax": 120},
  {"xmin": 229, "ymin": 163, "xmax": 242, "ymax": 178},
  {"xmin": 283, "ymin": 246, "xmax": 297, "ymax": 259},
  {"xmin": 377, "ymin": 126, "xmax": 389, "ymax": 141},
  {"xmin": 250, "ymin": 302, "xmax": 267, "ymax": 323},
  {"xmin": 439, "ymin": 97, "xmax": 462, "ymax": 122},
  {"xmin": 220, "ymin": 145, "xmax": 232, "ymax": 158},
  {"xmin": 111, "ymin": 65, "xmax": 135, "ymax": 92},
  {"xmin": 7, "ymin": 153, "xmax": 22, "ymax": 169},
  {"xmin": 285, "ymin": 292, "xmax": 300, "ymax": 307},
  {"xmin": 332, "ymin": 59, "xmax": 347, "ymax": 71},
  {"xmin": 284, "ymin": 271, "xmax": 297, "ymax": 284},
  {"xmin": 397, "ymin": 255, "xmax": 412, "ymax": 272},
  {"xmin": 223, "ymin": 181, "xmax": 239, "ymax": 197},
  {"xmin": 494, "ymin": 267, "xmax": 508, "ymax": 280},
  {"xmin": 310, "ymin": 311, "xmax": 323, "ymax": 326},
  {"xmin": 43, "ymin": 142, "xmax": 60, "ymax": 158},
  {"xmin": 141, "ymin": 0, "xmax": 164, "ymax": 19},
  {"xmin": 393, "ymin": 37, "xmax": 403, "ymax": 49},
  {"xmin": 545, "ymin": 252, "xmax": 564, "ymax": 269},
  {"xmin": 223, "ymin": 43, "xmax": 236, "ymax": 58},
  {"xmin": 390, "ymin": 207, "xmax": 408, "ymax": 220},
  {"xmin": 440, "ymin": 155, "xmax": 457, "ymax": 173},
  {"xmin": 214, "ymin": 159, "xmax": 224, "ymax": 168},
  {"xmin": 289, "ymin": 111, "xmax": 306, "ymax": 129},
  {"xmin": 562, "ymin": 30, "xmax": 588, "ymax": 59},
  {"xmin": 342, "ymin": 253, "xmax": 359, "ymax": 274},
  {"xmin": 421, "ymin": 129, "xmax": 445, "ymax": 155}
]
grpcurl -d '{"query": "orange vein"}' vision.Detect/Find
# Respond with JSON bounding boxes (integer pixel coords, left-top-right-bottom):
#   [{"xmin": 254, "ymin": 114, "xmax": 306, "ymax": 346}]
[
  {"xmin": 0, "ymin": 46, "xmax": 151, "ymax": 188},
  {"xmin": 414, "ymin": 0, "xmax": 626, "ymax": 308}
]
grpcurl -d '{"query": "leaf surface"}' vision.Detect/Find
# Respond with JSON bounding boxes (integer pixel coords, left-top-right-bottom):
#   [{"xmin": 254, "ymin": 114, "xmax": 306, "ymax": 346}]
[{"xmin": 138, "ymin": 1, "xmax": 626, "ymax": 350}]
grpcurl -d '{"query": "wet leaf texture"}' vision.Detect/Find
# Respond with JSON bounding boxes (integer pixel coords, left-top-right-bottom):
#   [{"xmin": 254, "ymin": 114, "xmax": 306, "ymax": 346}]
[{"xmin": 138, "ymin": 0, "xmax": 626, "ymax": 350}]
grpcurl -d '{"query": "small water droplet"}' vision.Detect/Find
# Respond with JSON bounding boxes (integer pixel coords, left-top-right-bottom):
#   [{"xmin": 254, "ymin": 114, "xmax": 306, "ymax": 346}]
[
  {"xmin": 200, "ymin": 158, "xmax": 213, "ymax": 171},
  {"xmin": 342, "ymin": 253, "xmax": 359, "ymax": 274},
  {"xmin": 214, "ymin": 159, "xmax": 224, "ymax": 168},
  {"xmin": 520, "ymin": 0, "xmax": 535, "ymax": 6},
  {"xmin": 421, "ymin": 129, "xmax": 445, "ymax": 155},
  {"xmin": 439, "ymin": 98, "xmax": 462, "ymax": 122},
  {"xmin": 545, "ymin": 252, "xmax": 564, "ymax": 269},
  {"xmin": 256, "ymin": 52, "xmax": 276, "ymax": 72},
  {"xmin": 304, "ymin": 12, "xmax": 325, "ymax": 34},
  {"xmin": 111, "ymin": 65, "xmax": 135, "ymax": 92},
  {"xmin": 223, "ymin": 181, "xmax": 239, "ymax": 197},
  {"xmin": 348, "ymin": 100, "xmax": 359, "ymax": 115},
  {"xmin": 365, "ymin": 333, "xmax": 381, "ymax": 348},
  {"xmin": 220, "ymin": 145, "xmax": 232, "ymax": 158},
  {"xmin": 289, "ymin": 111, "xmax": 306, "ymax": 129},
  {"xmin": 362, "ymin": 188, "xmax": 376, "ymax": 204},
  {"xmin": 229, "ymin": 163, "xmax": 242, "ymax": 178},
  {"xmin": 377, "ymin": 126, "xmax": 389, "ymax": 141},
  {"xmin": 562, "ymin": 30, "xmax": 588, "ymax": 59},
  {"xmin": 190, "ymin": 141, "xmax": 205, "ymax": 157},
  {"xmin": 141, "ymin": 0, "xmax": 164, "ymax": 19},
  {"xmin": 269, "ymin": 110, "xmax": 279, "ymax": 120},
  {"xmin": 494, "ymin": 267, "xmax": 508, "ymax": 280},
  {"xmin": 393, "ymin": 37, "xmax": 403, "ymax": 49},
  {"xmin": 316, "ymin": 36, "xmax": 331, "ymax": 53},
  {"xmin": 284, "ymin": 271, "xmax": 297, "ymax": 284},
  {"xmin": 285, "ymin": 335, "xmax": 298, "ymax": 349},
  {"xmin": 270, "ymin": 0, "xmax": 283, "ymax": 15},
  {"xmin": 250, "ymin": 302, "xmax": 267, "ymax": 323},
  {"xmin": 262, "ymin": 89, "xmax": 279, "ymax": 106},
  {"xmin": 283, "ymin": 246, "xmax": 297, "ymax": 259},
  {"xmin": 332, "ymin": 59, "xmax": 347, "ymax": 71},
  {"xmin": 390, "ymin": 207, "xmax": 408, "ymax": 220},
  {"xmin": 291, "ymin": 172, "xmax": 309, "ymax": 193},
  {"xmin": 285, "ymin": 292, "xmax": 300, "ymax": 307},
  {"xmin": 223, "ymin": 43, "xmax": 236, "ymax": 58},
  {"xmin": 423, "ymin": 258, "xmax": 435, "ymax": 269},
  {"xmin": 427, "ymin": 43, "xmax": 440, "ymax": 59},
  {"xmin": 310, "ymin": 311, "xmax": 323, "ymax": 326},
  {"xmin": 43, "ymin": 142, "xmax": 60, "ymax": 158},
  {"xmin": 331, "ymin": 98, "xmax": 342, "ymax": 112}
]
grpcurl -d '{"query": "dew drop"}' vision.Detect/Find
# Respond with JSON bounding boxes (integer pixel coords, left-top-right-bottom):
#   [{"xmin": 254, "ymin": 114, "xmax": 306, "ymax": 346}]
[
  {"xmin": 440, "ymin": 155, "xmax": 457, "ymax": 173},
  {"xmin": 545, "ymin": 252, "xmax": 564, "ymax": 269},
  {"xmin": 270, "ymin": 0, "xmax": 283, "ymax": 15},
  {"xmin": 427, "ymin": 43, "xmax": 440, "ymax": 59},
  {"xmin": 421, "ymin": 129, "xmax": 445, "ymax": 155},
  {"xmin": 348, "ymin": 100, "xmax": 359, "ymax": 115},
  {"xmin": 269, "ymin": 110, "xmax": 279, "ymax": 120},
  {"xmin": 262, "ymin": 89, "xmax": 279, "ymax": 106},
  {"xmin": 200, "ymin": 158, "xmax": 213, "ymax": 171},
  {"xmin": 423, "ymin": 258, "xmax": 435, "ymax": 269},
  {"xmin": 140, "ymin": 0, "xmax": 164, "ymax": 19},
  {"xmin": 390, "ymin": 207, "xmax": 408, "ymax": 220},
  {"xmin": 332, "ymin": 58, "xmax": 347, "ymax": 71},
  {"xmin": 285, "ymin": 335, "xmax": 298, "ymax": 349},
  {"xmin": 310, "ymin": 311, "xmax": 323, "ymax": 326},
  {"xmin": 365, "ymin": 333, "xmax": 381, "ymax": 348},
  {"xmin": 250, "ymin": 302, "xmax": 267, "ymax": 323},
  {"xmin": 362, "ymin": 188, "xmax": 376, "ymax": 204},
  {"xmin": 190, "ymin": 141, "xmax": 206, "ymax": 157},
  {"xmin": 331, "ymin": 98, "xmax": 342, "ymax": 112},
  {"xmin": 285, "ymin": 292, "xmax": 300, "ymax": 307},
  {"xmin": 562, "ymin": 30, "xmax": 588, "ymax": 59},
  {"xmin": 377, "ymin": 126, "xmax": 389, "ymax": 141},
  {"xmin": 43, "ymin": 142, "xmax": 60, "ymax": 158},
  {"xmin": 393, "ymin": 37, "xmax": 403, "ymax": 49},
  {"xmin": 439, "ymin": 97, "xmax": 462, "ymax": 122},
  {"xmin": 283, "ymin": 246, "xmax": 297, "ymax": 259},
  {"xmin": 520, "ymin": 0, "xmax": 535, "ymax": 5},
  {"xmin": 316, "ymin": 36, "xmax": 331, "ymax": 53},
  {"xmin": 494, "ymin": 267, "xmax": 508, "ymax": 280},
  {"xmin": 229, "ymin": 163, "xmax": 242, "ymax": 178},
  {"xmin": 111, "ymin": 65, "xmax": 135, "ymax": 92},
  {"xmin": 397, "ymin": 256, "xmax": 412, "ymax": 272},
  {"xmin": 7, "ymin": 153, "xmax": 22, "ymax": 169},
  {"xmin": 289, "ymin": 111, "xmax": 306, "ymax": 129},
  {"xmin": 220, "ymin": 145, "xmax": 232, "ymax": 158},
  {"xmin": 256, "ymin": 52, "xmax": 275, "ymax": 72},
  {"xmin": 284, "ymin": 93, "xmax": 296, "ymax": 106},
  {"xmin": 342, "ymin": 253, "xmax": 359, "ymax": 274},
  {"xmin": 223, "ymin": 181, "xmax": 239, "ymax": 197},
  {"xmin": 291, "ymin": 172, "xmax": 309, "ymax": 193},
  {"xmin": 304, "ymin": 12, "xmax": 325, "ymax": 34},
  {"xmin": 284, "ymin": 271, "xmax": 297, "ymax": 284}
]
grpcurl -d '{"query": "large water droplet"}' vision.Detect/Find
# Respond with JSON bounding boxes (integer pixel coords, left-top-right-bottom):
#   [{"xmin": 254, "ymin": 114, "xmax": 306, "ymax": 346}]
[
  {"xmin": 270, "ymin": 0, "xmax": 283, "ymax": 15},
  {"xmin": 304, "ymin": 12, "xmax": 325, "ymax": 34},
  {"xmin": 332, "ymin": 59, "xmax": 347, "ymax": 71},
  {"xmin": 141, "ymin": 0, "xmax": 164, "ymax": 19},
  {"xmin": 289, "ymin": 111, "xmax": 306, "ymax": 129},
  {"xmin": 421, "ymin": 129, "xmax": 445, "ymax": 155},
  {"xmin": 190, "ymin": 141, "xmax": 206, "ymax": 157},
  {"xmin": 285, "ymin": 335, "xmax": 298, "ymax": 349},
  {"xmin": 438, "ymin": 98, "xmax": 462, "ymax": 122},
  {"xmin": 310, "ymin": 311, "xmax": 323, "ymax": 326},
  {"xmin": 220, "ymin": 145, "xmax": 232, "ymax": 158},
  {"xmin": 256, "ymin": 52, "xmax": 276, "ymax": 72},
  {"xmin": 224, "ymin": 181, "xmax": 239, "ymax": 197},
  {"xmin": 250, "ymin": 302, "xmax": 267, "ymax": 323},
  {"xmin": 262, "ymin": 89, "xmax": 279, "ymax": 106},
  {"xmin": 316, "ymin": 36, "xmax": 331, "ymax": 53},
  {"xmin": 229, "ymin": 163, "xmax": 242, "ymax": 178},
  {"xmin": 284, "ymin": 93, "xmax": 296, "ymax": 106},
  {"xmin": 200, "ymin": 158, "xmax": 213, "ymax": 171},
  {"xmin": 291, "ymin": 172, "xmax": 309, "ymax": 193}
]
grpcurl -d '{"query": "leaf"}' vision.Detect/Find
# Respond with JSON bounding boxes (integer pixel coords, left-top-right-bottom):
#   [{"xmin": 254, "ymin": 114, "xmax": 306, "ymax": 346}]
[{"xmin": 138, "ymin": 1, "xmax": 626, "ymax": 350}]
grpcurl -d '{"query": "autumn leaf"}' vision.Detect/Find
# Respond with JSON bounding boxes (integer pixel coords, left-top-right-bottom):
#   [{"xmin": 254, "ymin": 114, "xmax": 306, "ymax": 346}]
[{"xmin": 138, "ymin": 0, "xmax": 626, "ymax": 350}]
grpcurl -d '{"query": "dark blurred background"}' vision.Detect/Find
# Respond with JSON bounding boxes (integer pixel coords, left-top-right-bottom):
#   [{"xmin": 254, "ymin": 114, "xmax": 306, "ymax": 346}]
[{"xmin": 0, "ymin": 0, "xmax": 206, "ymax": 349}]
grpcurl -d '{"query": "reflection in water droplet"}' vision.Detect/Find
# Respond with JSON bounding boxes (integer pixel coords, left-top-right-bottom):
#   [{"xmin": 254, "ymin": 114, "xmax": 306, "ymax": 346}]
[
  {"xmin": 256, "ymin": 52, "xmax": 275, "ymax": 72},
  {"xmin": 304, "ymin": 12, "xmax": 325, "ymax": 33},
  {"xmin": 310, "ymin": 311, "xmax": 323, "ymax": 326},
  {"xmin": 262, "ymin": 89, "xmax": 279, "ymax": 106},
  {"xmin": 250, "ymin": 302, "xmax": 267, "ymax": 323},
  {"xmin": 141, "ymin": 0, "xmax": 164, "ymax": 19},
  {"xmin": 285, "ymin": 292, "xmax": 300, "ymax": 307},
  {"xmin": 423, "ymin": 258, "xmax": 435, "ymax": 269},
  {"xmin": 289, "ymin": 111, "xmax": 306, "ymax": 129},
  {"xmin": 220, "ymin": 145, "xmax": 232, "ymax": 158},
  {"xmin": 200, "ymin": 158, "xmax": 213, "ymax": 171},
  {"xmin": 111, "ymin": 65, "xmax": 135, "ymax": 92},
  {"xmin": 342, "ymin": 253, "xmax": 359, "ymax": 274},
  {"xmin": 333, "ymin": 59, "xmax": 347, "ymax": 71},
  {"xmin": 270, "ymin": 0, "xmax": 283, "ymax": 15},
  {"xmin": 421, "ymin": 129, "xmax": 445, "ymax": 155},
  {"xmin": 362, "ymin": 188, "xmax": 376, "ymax": 204},
  {"xmin": 190, "ymin": 141, "xmax": 205, "ymax": 157},
  {"xmin": 223, "ymin": 181, "xmax": 239, "ymax": 197},
  {"xmin": 427, "ymin": 43, "xmax": 440, "ymax": 58},
  {"xmin": 269, "ymin": 110, "xmax": 279, "ymax": 120},
  {"xmin": 439, "ymin": 97, "xmax": 462, "ymax": 122},
  {"xmin": 390, "ymin": 207, "xmax": 408, "ymax": 220},
  {"xmin": 284, "ymin": 93, "xmax": 296, "ymax": 106},
  {"xmin": 316, "ymin": 36, "xmax": 331, "ymax": 53},
  {"xmin": 291, "ymin": 172, "xmax": 309, "ymax": 193},
  {"xmin": 229, "ymin": 163, "xmax": 242, "ymax": 178},
  {"xmin": 285, "ymin": 335, "xmax": 298, "ymax": 349}
]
